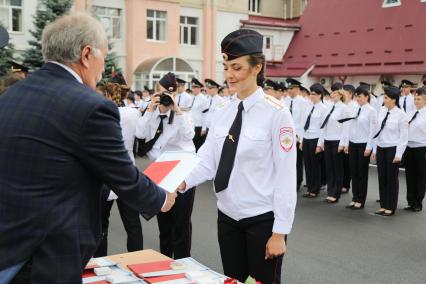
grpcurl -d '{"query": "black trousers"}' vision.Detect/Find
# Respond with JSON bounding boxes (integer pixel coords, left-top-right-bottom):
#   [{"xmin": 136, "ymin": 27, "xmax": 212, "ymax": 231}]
[
  {"xmin": 296, "ymin": 141, "xmax": 304, "ymax": 189},
  {"xmin": 303, "ymin": 138, "xmax": 322, "ymax": 194},
  {"xmin": 193, "ymin": 127, "xmax": 206, "ymax": 152},
  {"xmin": 324, "ymin": 140, "xmax": 344, "ymax": 199},
  {"xmin": 157, "ymin": 187, "xmax": 196, "ymax": 259},
  {"xmin": 218, "ymin": 211, "xmax": 284, "ymax": 284},
  {"xmin": 95, "ymin": 198, "xmax": 143, "ymax": 257},
  {"xmin": 343, "ymin": 152, "xmax": 351, "ymax": 189},
  {"xmin": 377, "ymin": 146, "xmax": 400, "ymax": 211},
  {"xmin": 348, "ymin": 142, "xmax": 370, "ymax": 204},
  {"xmin": 404, "ymin": 146, "xmax": 426, "ymax": 209}
]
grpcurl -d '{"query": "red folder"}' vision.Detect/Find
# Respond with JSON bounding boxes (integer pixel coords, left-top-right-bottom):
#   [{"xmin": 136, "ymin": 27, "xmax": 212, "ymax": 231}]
[
  {"xmin": 143, "ymin": 160, "xmax": 180, "ymax": 184},
  {"xmin": 128, "ymin": 260, "xmax": 187, "ymax": 283},
  {"xmin": 82, "ymin": 270, "xmax": 96, "ymax": 278}
]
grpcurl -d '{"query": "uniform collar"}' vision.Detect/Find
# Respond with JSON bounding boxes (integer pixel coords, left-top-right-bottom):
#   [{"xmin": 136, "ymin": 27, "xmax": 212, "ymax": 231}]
[
  {"xmin": 156, "ymin": 108, "xmax": 171, "ymax": 117},
  {"xmin": 237, "ymin": 87, "xmax": 262, "ymax": 112}
]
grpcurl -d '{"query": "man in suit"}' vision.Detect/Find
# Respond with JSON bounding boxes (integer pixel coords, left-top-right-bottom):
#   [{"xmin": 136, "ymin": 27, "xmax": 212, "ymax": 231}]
[{"xmin": 0, "ymin": 13, "xmax": 176, "ymax": 283}]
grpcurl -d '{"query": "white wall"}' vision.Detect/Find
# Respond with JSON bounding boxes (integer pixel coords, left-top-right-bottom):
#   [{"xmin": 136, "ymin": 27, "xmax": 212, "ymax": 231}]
[{"xmin": 250, "ymin": 26, "xmax": 295, "ymax": 61}]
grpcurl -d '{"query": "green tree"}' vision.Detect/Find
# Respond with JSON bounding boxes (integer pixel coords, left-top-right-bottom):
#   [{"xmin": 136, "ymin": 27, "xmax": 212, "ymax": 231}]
[
  {"xmin": 0, "ymin": 23, "xmax": 15, "ymax": 77},
  {"xmin": 102, "ymin": 40, "xmax": 121, "ymax": 81},
  {"xmin": 22, "ymin": 0, "xmax": 72, "ymax": 70}
]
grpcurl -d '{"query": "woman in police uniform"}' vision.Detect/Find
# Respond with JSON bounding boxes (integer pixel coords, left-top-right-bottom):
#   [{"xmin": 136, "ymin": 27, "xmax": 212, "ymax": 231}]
[
  {"xmin": 179, "ymin": 29, "xmax": 296, "ymax": 283},
  {"xmin": 372, "ymin": 86, "xmax": 409, "ymax": 216},
  {"xmin": 136, "ymin": 72, "xmax": 196, "ymax": 259}
]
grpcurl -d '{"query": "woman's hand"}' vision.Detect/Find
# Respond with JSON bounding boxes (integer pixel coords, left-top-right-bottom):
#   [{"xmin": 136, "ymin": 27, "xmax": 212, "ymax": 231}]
[
  {"xmin": 265, "ymin": 233, "xmax": 286, "ymax": 260},
  {"xmin": 392, "ymin": 157, "xmax": 401, "ymax": 164},
  {"xmin": 364, "ymin": 149, "xmax": 372, "ymax": 157},
  {"xmin": 315, "ymin": 146, "xmax": 323, "ymax": 154},
  {"xmin": 147, "ymin": 95, "xmax": 160, "ymax": 112}
]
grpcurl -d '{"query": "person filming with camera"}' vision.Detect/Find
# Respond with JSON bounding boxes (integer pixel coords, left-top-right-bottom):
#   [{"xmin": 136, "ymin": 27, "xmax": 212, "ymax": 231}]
[{"xmin": 136, "ymin": 72, "xmax": 197, "ymax": 259}]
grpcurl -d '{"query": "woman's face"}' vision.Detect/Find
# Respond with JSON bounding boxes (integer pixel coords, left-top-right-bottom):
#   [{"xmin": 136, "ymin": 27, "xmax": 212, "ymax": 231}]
[
  {"xmin": 223, "ymin": 55, "xmax": 260, "ymax": 95},
  {"xmin": 414, "ymin": 94, "xmax": 425, "ymax": 110},
  {"xmin": 383, "ymin": 94, "xmax": 396, "ymax": 108},
  {"xmin": 331, "ymin": 91, "xmax": 342, "ymax": 102},
  {"xmin": 309, "ymin": 92, "xmax": 322, "ymax": 103},
  {"xmin": 356, "ymin": 94, "xmax": 368, "ymax": 105}
]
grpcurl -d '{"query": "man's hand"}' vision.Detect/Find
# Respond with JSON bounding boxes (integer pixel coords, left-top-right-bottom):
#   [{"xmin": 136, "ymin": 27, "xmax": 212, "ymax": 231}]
[
  {"xmin": 265, "ymin": 233, "xmax": 286, "ymax": 260},
  {"xmin": 177, "ymin": 181, "xmax": 186, "ymax": 193},
  {"xmin": 161, "ymin": 191, "xmax": 177, "ymax": 212}
]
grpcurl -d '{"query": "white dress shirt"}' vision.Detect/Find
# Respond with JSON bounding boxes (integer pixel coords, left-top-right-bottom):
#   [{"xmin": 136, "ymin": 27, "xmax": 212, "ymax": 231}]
[
  {"xmin": 407, "ymin": 107, "xmax": 426, "ymax": 148},
  {"xmin": 319, "ymin": 101, "xmax": 350, "ymax": 147},
  {"xmin": 287, "ymin": 95, "xmax": 308, "ymax": 139},
  {"xmin": 140, "ymin": 97, "xmax": 151, "ymax": 111},
  {"xmin": 189, "ymin": 94, "xmax": 209, "ymax": 127},
  {"xmin": 399, "ymin": 93, "xmax": 416, "ymax": 113},
  {"xmin": 49, "ymin": 61, "xmax": 82, "ymax": 83},
  {"xmin": 300, "ymin": 101, "xmax": 328, "ymax": 142},
  {"xmin": 373, "ymin": 106, "xmax": 409, "ymax": 159},
  {"xmin": 344, "ymin": 103, "xmax": 377, "ymax": 150},
  {"xmin": 176, "ymin": 91, "xmax": 193, "ymax": 110},
  {"xmin": 135, "ymin": 109, "xmax": 195, "ymax": 161},
  {"xmin": 185, "ymin": 88, "xmax": 297, "ymax": 234},
  {"xmin": 203, "ymin": 94, "xmax": 226, "ymax": 131}
]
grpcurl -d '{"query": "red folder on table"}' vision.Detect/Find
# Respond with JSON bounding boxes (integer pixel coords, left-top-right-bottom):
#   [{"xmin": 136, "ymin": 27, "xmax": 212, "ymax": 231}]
[{"xmin": 128, "ymin": 260, "xmax": 186, "ymax": 283}]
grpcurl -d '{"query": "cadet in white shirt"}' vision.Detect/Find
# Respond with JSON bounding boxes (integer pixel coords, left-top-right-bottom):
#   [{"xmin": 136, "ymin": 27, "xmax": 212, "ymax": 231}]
[
  {"xmin": 202, "ymin": 78, "xmax": 226, "ymax": 134},
  {"xmin": 399, "ymin": 80, "xmax": 416, "ymax": 113},
  {"xmin": 136, "ymin": 72, "xmax": 196, "ymax": 259},
  {"xmin": 95, "ymin": 82, "xmax": 144, "ymax": 257},
  {"xmin": 319, "ymin": 83, "xmax": 350, "ymax": 203},
  {"xmin": 403, "ymin": 88, "xmax": 426, "ymax": 212},
  {"xmin": 263, "ymin": 79, "xmax": 282, "ymax": 100},
  {"xmin": 341, "ymin": 84, "xmax": 358, "ymax": 194},
  {"xmin": 179, "ymin": 29, "xmax": 296, "ymax": 283},
  {"xmin": 300, "ymin": 83, "xmax": 328, "ymax": 198},
  {"xmin": 286, "ymin": 78, "xmax": 308, "ymax": 190},
  {"xmin": 343, "ymin": 86, "xmax": 377, "ymax": 210},
  {"xmin": 175, "ymin": 78, "xmax": 192, "ymax": 111},
  {"xmin": 372, "ymin": 86, "xmax": 409, "ymax": 216},
  {"xmin": 189, "ymin": 78, "xmax": 209, "ymax": 151}
]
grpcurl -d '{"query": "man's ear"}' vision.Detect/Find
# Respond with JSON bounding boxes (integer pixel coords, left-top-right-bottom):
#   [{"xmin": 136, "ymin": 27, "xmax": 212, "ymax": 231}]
[{"xmin": 80, "ymin": 45, "xmax": 92, "ymax": 68}]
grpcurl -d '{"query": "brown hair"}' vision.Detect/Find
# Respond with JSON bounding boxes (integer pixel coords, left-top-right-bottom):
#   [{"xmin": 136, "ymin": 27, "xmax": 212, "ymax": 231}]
[
  {"xmin": 105, "ymin": 82, "xmax": 123, "ymax": 107},
  {"xmin": 247, "ymin": 53, "xmax": 265, "ymax": 87}
]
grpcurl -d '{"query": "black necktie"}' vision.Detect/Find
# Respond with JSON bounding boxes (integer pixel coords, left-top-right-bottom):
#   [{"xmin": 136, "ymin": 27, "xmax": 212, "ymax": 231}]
[
  {"xmin": 140, "ymin": 115, "xmax": 167, "ymax": 154},
  {"xmin": 304, "ymin": 106, "xmax": 315, "ymax": 131},
  {"xmin": 190, "ymin": 96, "xmax": 196, "ymax": 108},
  {"xmin": 403, "ymin": 97, "xmax": 407, "ymax": 112},
  {"xmin": 338, "ymin": 107, "xmax": 361, "ymax": 123},
  {"xmin": 177, "ymin": 95, "xmax": 181, "ymax": 106},
  {"xmin": 373, "ymin": 111, "xmax": 390, "ymax": 138},
  {"xmin": 214, "ymin": 102, "xmax": 244, "ymax": 193},
  {"xmin": 409, "ymin": 111, "xmax": 419, "ymax": 124},
  {"xmin": 320, "ymin": 105, "xmax": 335, "ymax": 129},
  {"xmin": 290, "ymin": 100, "xmax": 293, "ymax": 115}
]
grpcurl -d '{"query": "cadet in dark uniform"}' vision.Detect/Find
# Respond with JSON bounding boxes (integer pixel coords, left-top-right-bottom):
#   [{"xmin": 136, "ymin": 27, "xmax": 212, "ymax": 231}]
[
  {"xmin": 404, "ymin": 87, "xmax": 426, "ymax": 212},
  {"xmin": 372, "ymin": 86, "xmax": 409, "ymax": 216},
  {"xmin": 179, "ymin": 29, "xmax": 296, "ymax": 284}
]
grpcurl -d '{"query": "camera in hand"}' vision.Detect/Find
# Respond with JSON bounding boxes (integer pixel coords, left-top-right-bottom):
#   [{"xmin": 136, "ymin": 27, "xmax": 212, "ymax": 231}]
[{"xmin": 157, "ymin": 93, "xmax": 174, "ymax": 107}]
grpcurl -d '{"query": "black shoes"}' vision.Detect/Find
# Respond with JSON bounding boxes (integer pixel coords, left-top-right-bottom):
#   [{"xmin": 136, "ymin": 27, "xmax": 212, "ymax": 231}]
[{"xmin": 404, "ymin": 206, "xmax": 422, "ymax": 212}]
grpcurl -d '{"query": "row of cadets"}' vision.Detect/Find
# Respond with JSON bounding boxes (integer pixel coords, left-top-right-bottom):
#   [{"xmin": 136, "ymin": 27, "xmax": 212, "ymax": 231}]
[
  {"xmin": 136, "ymin": 72, "xmax": 197, "ymax": 258},
  {"xmin": 179, "ymin": 29, "xmax": 296, "ymax": 283},
  {"xmin": 300, "ymin": 83, "xmax": 328, "ymax": 197},
  {"xmin": 203, "ymin": 78, "xmax": 226, "ymax": 135},
  {"xmin": 372, "ymin": 86, "xmax": 409, "ymax": 216},
  {"xmin": 286, "ymin": 78, "xmax": 308, "ymax": 190},
  {"xmin": 404, "ymin": 87, "xmax": 426, "ymax": 212},
  {"xmin": 319, "ymin": 83, "xmax": 350, "ymax": 203},
  {"xmin": 343, "ymin": 85, "xmax": 377, "ymax": 209},
  {"xmin": 189, "ymin": 77, "xmax": 210, "ymax": 151}
]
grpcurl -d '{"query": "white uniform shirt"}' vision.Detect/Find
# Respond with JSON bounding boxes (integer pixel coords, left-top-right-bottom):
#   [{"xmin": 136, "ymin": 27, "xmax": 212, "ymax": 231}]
[
  {"xmin": 108, "ymin": 107, "xmax": 140, "ymax": 200},
  {"xmin": 176, "ymin": 91, "xmax": 192, "ymax": 110},
  {"xmin": 203, "ymin": 94, "xmax": 226, "ymax": 131},
  {"xmin": 373, "ymin": 106, "xmax": 409, "ymax": 159},
  {"xmin": 344, "ymin": 103, "xmax": 377, "ymax": 150},
  {"xmin": 140, "ymin": 97, "xmax": 151, "ymax": 111},
  {"xmin": 287, "ymin": 95, "xmax": 308, "ymax": 139},
  {"xmin": 399, "ymin": 93, "xmax": 416, "ymax": 113},
  {"xmin": 185, "ymin": 88, "xmax": 297, "ymax": 234},
  {"xmin": 135, "ymin": 109, "xmax": 195, "ymax": 161},
  {"xmin": 300, "ymin": 101, "xmax": 328, "ymax": 142},
  {"xmin": 407, "ymin": 107, "xmax": 426, "ymax": 148},
  {"xmin": 189, "ymin": 94, "xmax": 209, "ymax": 127},
  {"xmin": 375, "ymin": 95, "xmax": 385, "ymax": 113},
  {"xmin": 319, "ymin": 101, "xmax": 350, "ymax": 147}
]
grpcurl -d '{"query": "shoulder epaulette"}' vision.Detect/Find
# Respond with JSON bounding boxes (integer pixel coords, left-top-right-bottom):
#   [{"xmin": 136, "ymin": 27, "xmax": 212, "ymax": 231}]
[{"xmin": 264, "ymin": 94, "xmax": 283, "ymax": 110}]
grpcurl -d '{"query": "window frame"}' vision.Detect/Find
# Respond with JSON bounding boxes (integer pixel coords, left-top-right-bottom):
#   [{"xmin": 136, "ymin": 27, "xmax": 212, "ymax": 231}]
[
  {"xmin": 179, "ymin": 16, "xmax": 198, "ymax": 46},
  {"xmin": 92, "ymin": 5, "xmax": 122, "ymax": 40},
  {"xmin": 146, "ymin": 9, "xmax": 167, "ymax": 42},
  {"xmin": 382, "ymin": 0, "xmax": 401, "ymax": 8},
  {"xmin": 0, "ymin": 0, "xmax": 23, "ymax": 33},
  {"xmin": 248, "ymin": 0, "xmax": 260, "ymax": 14}
]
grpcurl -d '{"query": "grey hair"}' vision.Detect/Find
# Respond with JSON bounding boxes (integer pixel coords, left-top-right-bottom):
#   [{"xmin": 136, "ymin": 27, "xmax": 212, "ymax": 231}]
[{"xmin": 42, "ymin": 13, "xmax": 108, "ymax": 64}]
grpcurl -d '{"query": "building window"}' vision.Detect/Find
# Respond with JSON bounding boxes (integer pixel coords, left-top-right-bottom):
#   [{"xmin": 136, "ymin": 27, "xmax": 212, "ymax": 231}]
[
  {"xmin": 301, "ymin": 0, "xmax": 308, "ymax": 12},
  {"xmin": 0, "ymin": 0, "xmax": 23, "ymax": 32},
  {"xmin": 382, "ymin": 0, "xmax": 401, "ymax": 7},
  {"xmin": 264, "ymin": 36, "xmax": 272, "ymax": 49},
  {"xmin": 147, "ymin": 10, "xmax": 167, "ymax": 41},
  {"xmin": 248, "ymin": 0, "xmax": 260, "ymax": 13},
  {"xmin": 93, "ymin": 6, "xmax": 122, "ymax": 39},
  {"xmin": 180, "ymin": 16, "xmax": 198, "ymax": 46}
]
